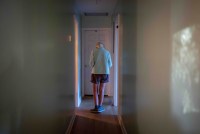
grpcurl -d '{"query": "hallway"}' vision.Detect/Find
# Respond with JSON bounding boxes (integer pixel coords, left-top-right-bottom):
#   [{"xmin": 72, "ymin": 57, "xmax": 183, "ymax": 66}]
[{"xmin": 1, "ymin": 0, "xmax": 200, "ymax": 134}]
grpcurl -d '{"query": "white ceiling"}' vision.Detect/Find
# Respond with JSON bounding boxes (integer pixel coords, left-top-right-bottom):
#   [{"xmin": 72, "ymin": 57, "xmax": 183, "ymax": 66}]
[{"xmin": 75, "ymin": 0, "xmax": 118, "ymax": 15}]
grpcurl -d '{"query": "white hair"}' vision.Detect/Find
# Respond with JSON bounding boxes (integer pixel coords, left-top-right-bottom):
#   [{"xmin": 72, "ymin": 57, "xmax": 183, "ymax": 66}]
[{"xmin": 96, "ymin": 42, "xmax": 104, "ymax": 48}]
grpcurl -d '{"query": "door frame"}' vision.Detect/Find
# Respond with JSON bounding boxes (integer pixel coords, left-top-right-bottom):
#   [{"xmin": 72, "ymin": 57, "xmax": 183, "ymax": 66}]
[
  {"xmin": 81, "ymin": 28, "xmax": 118, "ymax": 106},
  {"xmin": 113, "ymin": 14, "xmax": 120, "ymax": 107}
]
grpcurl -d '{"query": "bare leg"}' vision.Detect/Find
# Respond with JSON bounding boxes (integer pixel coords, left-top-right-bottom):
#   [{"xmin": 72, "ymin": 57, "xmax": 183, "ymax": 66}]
[
  {"xmin": 93, "ymin": 83, "xmax": 99, "ymax": 106},
  {"xmin": 99, "ymin": 83, "xmax": 106, "ymax": 106}
]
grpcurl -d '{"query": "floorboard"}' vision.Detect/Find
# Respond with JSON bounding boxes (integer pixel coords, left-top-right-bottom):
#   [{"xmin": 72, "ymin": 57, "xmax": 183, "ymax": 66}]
[{"xmin": 70, "ymin": 96, "xmax": 122, "ymax": 134}]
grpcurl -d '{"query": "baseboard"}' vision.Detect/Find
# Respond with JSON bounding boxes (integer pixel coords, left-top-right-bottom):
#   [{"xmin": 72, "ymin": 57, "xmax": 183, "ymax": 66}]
[
  {"xmin": 65, "ymin": 114, "xmax": 76, "ymax": 134},
  {"xmin": 118, "ymin": 115, "xmax": 127, "ymax": 134}
]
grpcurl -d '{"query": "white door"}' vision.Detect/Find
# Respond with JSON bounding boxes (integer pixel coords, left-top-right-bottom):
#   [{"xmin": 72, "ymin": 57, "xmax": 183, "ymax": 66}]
[{"xmin": 83, "ymin": 29, "xmax": 114, "ymax": 96}]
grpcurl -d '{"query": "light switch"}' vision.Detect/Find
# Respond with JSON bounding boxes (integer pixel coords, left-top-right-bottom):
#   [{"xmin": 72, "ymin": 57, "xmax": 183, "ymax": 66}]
[{"xmin": 69, "ymin": 35, "xmax": 72, "ymax": 42}]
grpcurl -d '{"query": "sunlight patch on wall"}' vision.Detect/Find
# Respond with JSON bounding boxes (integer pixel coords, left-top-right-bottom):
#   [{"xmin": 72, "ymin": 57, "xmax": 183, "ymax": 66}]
[
  {"xmin": 171, "ymin": 25, "xmax": 200, "ymax": 114},
  {"xmin": 74, "ymin": 15, "xmax": 81, "ymax": 107}
]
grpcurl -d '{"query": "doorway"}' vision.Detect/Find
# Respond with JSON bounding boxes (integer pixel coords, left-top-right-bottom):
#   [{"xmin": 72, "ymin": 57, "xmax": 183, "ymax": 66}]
[{"xmin": 82, "ymin": 28, "xmax": 114, "ymax": 96}]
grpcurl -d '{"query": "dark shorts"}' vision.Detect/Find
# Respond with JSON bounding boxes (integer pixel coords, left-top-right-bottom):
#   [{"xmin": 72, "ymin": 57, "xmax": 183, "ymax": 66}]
[{"xmin": 91, "ymin": 74, "xmax": 109, "ymax": 84}]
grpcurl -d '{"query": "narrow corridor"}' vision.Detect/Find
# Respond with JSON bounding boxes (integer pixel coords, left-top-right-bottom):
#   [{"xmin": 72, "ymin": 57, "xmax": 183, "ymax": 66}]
[{"xmin": 1, "ymin": 0, "xmax": 200, "ymax": 134}]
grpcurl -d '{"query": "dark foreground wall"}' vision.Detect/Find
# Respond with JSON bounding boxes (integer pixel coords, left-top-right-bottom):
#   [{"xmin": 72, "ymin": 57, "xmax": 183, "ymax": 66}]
[
  {"xmin": 0, "ymin": 0, "xmax": 76, "ymax": 133},
  {"xmin": 118, "ymin": 0, "xmax": 200, "ymax": 134}
]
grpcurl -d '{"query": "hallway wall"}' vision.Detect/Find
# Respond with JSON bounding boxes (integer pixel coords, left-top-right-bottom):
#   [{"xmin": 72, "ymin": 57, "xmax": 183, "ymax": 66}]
[
  {"xmin": 0, "ymin": 0, "xmax": 78, "ymax": 133},
  {"xmin": 118, "ymin": 0, "xmax": 200, "ymax": 134},
  {"xmin": 82, "ymin": 16, "xmax": 112, "ymax": 28},
  {"xmin": 170, "ymin": 0, "xmax": 200, "ymax": 133}
]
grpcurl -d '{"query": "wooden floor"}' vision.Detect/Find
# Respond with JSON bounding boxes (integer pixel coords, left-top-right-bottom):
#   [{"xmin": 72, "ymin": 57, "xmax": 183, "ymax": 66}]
[{"xmin": 70, "ymin": 96, "xmax": 122, "ymax": 134}]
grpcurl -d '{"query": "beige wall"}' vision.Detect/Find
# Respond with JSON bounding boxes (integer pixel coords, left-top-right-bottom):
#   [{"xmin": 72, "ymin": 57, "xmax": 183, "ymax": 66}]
[
  {"xmin": 0, "ymin": 0, "xmax": 78, "ymax": 133},
  {"xmin": 136, "ymin": 0, "xmax": 173, "ymax": 133},
  {"xmin": 171, "ymin": 0, "xmax": 200, "ymax": 133},
  {"xmin": 118, "ymin": 0, "xmax": 200, "ymax": 133}
]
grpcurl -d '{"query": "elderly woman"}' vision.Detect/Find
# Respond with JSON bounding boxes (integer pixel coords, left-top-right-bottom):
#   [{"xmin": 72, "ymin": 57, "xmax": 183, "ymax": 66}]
[{"xmin": 89, "ymin": 42, "xmax": 112, "ymax": 113}]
